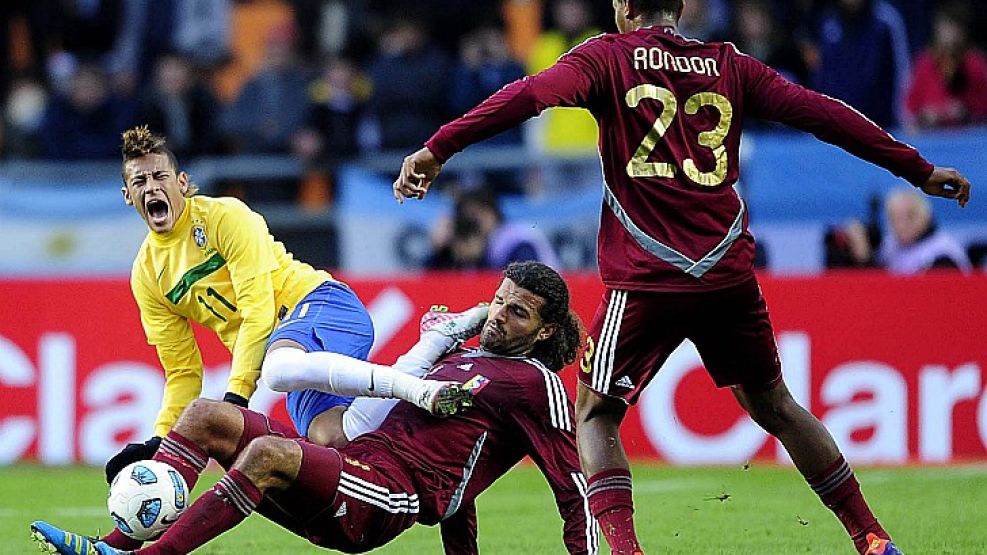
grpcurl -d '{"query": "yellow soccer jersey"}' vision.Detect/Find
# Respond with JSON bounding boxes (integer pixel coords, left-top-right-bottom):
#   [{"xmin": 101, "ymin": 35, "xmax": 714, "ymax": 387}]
[{"xmin": 131, "ymin": 195, "xmax": 332, "ymax": 436}]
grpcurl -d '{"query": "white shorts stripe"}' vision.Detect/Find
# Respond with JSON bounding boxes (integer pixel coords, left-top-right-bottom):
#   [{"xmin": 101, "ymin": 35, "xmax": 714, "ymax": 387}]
[
  {"xmin": 592, "ymin": 291, "xmax": 620, "ymax": 393},
  {"xmin": 593, "ymin": 290, "xmax": 627, "ymax": 393},
  {"xmin": 601, "ymin": 291, "xmax": 627, "ymax": 392},
  {"xmin": 338, "ymin": 472, "xmax": 420, "ymax": 514}
]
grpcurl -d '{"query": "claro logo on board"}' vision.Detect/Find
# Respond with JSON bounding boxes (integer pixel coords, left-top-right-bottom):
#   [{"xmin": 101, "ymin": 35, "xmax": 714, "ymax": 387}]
[
  {"xmin": 638, "ymin": 333, "xmax": 987, "ymax": 464},
  {"xmin": 0, "ymin": 333, "xmax": 284, "ymax": 465}
]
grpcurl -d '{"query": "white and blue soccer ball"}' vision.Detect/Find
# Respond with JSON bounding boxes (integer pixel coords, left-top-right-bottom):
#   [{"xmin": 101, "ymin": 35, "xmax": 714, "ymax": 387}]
[{"xmin": 107, "ymin": 460, "xmax": 189, "ymax": 541}]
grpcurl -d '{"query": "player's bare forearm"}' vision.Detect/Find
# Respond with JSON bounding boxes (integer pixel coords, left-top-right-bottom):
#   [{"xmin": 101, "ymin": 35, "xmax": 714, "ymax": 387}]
[
  {"xmin": 393, "ymin": 147, "xmax": 443, "ymax": 204},
  {"xmin": 920, "ymin": 166, "xmax": 972, "ymax": 208}
]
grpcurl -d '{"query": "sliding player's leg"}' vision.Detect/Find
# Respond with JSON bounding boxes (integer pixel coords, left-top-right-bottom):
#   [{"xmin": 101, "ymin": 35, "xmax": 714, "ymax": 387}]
[
  {"xmin": 341, "ymin": 303, "xmax": 489, "ymax": 439},
  {"xmin": 262, "ymin": 283, "xmax": 473, "ymax": 424}
]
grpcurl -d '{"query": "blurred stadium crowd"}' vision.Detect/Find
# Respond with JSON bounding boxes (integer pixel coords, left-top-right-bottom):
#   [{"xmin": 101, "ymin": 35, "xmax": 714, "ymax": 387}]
[{"xmin": 1, "ymin": 0, "xmax": 986, "ymax": 272}]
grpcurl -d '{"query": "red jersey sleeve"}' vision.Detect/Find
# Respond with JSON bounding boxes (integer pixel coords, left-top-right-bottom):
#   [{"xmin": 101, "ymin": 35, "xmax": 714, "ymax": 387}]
[
  {"xmin": 510, "ymin": 364, "xmax": 598, "ymax": 555},
  {"xmin": 426, "ymin": 37, "xmax": 607, "ymax": 162},
  {"xmin": 734, "ymin": 47, "xmax": 934, "ymax": 186}
]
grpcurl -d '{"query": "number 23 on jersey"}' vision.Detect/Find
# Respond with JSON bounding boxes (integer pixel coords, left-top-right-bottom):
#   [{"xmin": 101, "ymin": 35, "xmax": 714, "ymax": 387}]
[{"xmin": 625, "ymin": 85, "xmax": 734, "ymax": 187}]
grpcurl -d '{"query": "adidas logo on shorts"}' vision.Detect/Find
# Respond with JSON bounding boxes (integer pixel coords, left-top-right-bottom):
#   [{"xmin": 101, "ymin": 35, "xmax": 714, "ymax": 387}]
[{"xmin": 615, "ymin": 376, "xmax": 634, "ymax": 388}]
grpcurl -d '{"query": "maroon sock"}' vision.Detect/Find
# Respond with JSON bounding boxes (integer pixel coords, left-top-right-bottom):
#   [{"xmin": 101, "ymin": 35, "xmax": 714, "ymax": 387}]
[
  {"xmin": 808, "ymin": 456, "xmax": 888, "ymax": 554},
  {"xmin": 136, "ymin": 469, "xmax": 262, "ymax": 555},
  {"xmin": 154, "ymin": 431, "xmax": 209, "ymax": 490},
  {"xmin": 587, "ymin": 469, "xmax": 644, "ymax": 555},
  {"xmin": 100, "ymin": 432, "xmax": 209, "ymax": 550}
]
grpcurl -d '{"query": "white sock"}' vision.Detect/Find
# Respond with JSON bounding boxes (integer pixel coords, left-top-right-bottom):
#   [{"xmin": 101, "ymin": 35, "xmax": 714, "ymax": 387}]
[{"xmin": 261, "ymin": 348, "xmax": 438, "ymax": 409}]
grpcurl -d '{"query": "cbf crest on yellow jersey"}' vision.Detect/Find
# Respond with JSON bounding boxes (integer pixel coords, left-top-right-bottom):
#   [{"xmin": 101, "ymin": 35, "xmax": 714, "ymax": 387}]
[{"xmin": 131, "ymin": 195, "xmax": 332, "ymax": 436}]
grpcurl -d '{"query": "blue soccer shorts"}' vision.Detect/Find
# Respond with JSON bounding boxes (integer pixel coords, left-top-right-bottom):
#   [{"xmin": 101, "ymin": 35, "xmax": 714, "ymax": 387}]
[{"xmin": 268, "ymin": 281, "xmax": 375, "ymax": 436}]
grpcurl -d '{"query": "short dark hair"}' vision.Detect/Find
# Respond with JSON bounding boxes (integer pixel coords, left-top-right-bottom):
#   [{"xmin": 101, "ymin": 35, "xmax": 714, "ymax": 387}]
[
  {"xmin": 503, "ymin": 261, "xmax": 584, "ymax": 372},
  {"xmin": 120, "ymin": 125, "xmax": 197, "ymax": 195},
  {"xmin": 631, "ymin": 0, "xmax": 684, "ymax": 16}
]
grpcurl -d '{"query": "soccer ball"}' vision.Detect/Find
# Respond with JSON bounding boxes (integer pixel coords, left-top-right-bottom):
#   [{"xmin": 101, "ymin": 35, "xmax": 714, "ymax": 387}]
[{"xmin": 107, "ymin": 460, "xmax": 189, "ymax": 541}]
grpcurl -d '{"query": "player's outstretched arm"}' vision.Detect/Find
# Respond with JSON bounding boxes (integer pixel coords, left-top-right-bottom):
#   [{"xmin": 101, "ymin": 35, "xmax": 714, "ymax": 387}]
[
  {"xmin": 393, "ymin": 147, "xmax": 443, "ymax": 204},
  {"xmin": 919, "ymin": 166, "xmax": 972, "ymax": 208}
]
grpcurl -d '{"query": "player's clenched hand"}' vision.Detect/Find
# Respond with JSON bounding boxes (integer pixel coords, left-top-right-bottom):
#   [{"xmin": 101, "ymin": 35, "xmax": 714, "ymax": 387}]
[
  {"xmin": 919, "ymin": 167, "xmax": 971, "ymax": 208},
  {"xmin": 105, "ymin": 436, "xmax": 162, "ymax": 484},
  {"xmin": 394, "ymin": 147, "xmax": 443, "ymax": 204}
]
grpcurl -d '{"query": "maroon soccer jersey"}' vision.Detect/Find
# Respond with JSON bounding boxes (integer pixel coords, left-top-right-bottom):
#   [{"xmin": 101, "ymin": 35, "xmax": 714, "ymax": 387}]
[
  {"xmin": 349, "ymin": 350, "xmax": 597, "ymax": 554},
  {"xmin": 426, "ymin": 26, "xmax": 933, "ymax": 291}
]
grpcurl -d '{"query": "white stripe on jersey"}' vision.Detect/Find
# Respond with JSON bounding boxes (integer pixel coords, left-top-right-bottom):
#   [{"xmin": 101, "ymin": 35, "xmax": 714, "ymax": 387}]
[
  {"xmin": 444, "ymin": 431, "xmax": 488, "ymax": 520},
  {"xmin": 338, "ymin": 472, "xmax": 419, "ymax": 514},
  {"xmin": 572, "ymin": 472, "xmax": 600, "ymax": 555},
  {"xmin": 527, "ymin": 359, "xmax": 573, "ymax": 432}
]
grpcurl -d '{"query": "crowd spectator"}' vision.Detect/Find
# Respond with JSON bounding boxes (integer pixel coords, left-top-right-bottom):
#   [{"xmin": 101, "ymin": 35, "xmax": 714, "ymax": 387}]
[
  {"xmin": 733, "ymin": 0, "xmax": 808, "ymax": 85},
  {"xmin": 448, "ymin": 24, "xmax": 527, "ymax": 195},
  {"xmin": 678, "ymin": 0, "xmax": 732, "ymax": 42},
  {"xmin": 292, "ymin": 56, "xmax": 371, "ymax": 210},
  {"xmin": 450, "ymin": 26, "xmax": 525, "ymax": 130},
  {"xmin": 427, "ymin": 189, "xmax": 558, "ymax": 271},
  {"xmin": 879, "ymin": 188, "xmax": 971, "ymax": 274},
  {"xmin": 294, "ymin": 57, "xmax": 369, "ymax": 163},
  {"xmin": 2, "ymin": 76, "xmax": 47, "ymax": 159},
  {"xmin": 50, "ymin": 0, "xmax": 123, "ymax": 67},
  {"xmin": 886, "ymin": 0, "xmax": 933, "ymax": 55},
  {"xmin": 138, "ymin": 53, "xmax": 222, "ymax": 158},
  {"xmin": 809, "ymin": 0, "xmax": 910, "ymax": 128},
  {"xmin": 366, "ymin": 17, "xmax": 451, "ymax": 150},
  {"xmin": 0, "ymin": 1, "xmax": 52, "ymax": 102},
  {"xmin": 221, "ymin": 23, "xmax": 310, "ymax": 154},
  {"xmin": 905, "ymin": 3, "xmax": 987, "ymax": 129},
  {"xmin": 110, "ymin": 0, "xmax": 230, "ymax": 96},
  {"xmin": 37, "ymin": 64, "xmax": 134, "ymax": 160}
]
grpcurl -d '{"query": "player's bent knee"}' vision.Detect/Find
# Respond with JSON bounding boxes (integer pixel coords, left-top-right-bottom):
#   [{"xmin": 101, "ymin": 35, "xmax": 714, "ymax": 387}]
[
  {"xmin": 176, "ymin": 398, "xmax": 226, "ymax": 433},
  {"xmin": 237, "ymin": 436, "xmax": 301, "ymax": 489},
  {"xmin": 261, "ymin": 348, "xmax": 307, "ymax": 392},
  {"xmin": 175, "ymin": 398, "xmax": 243, "ymax": 452}
]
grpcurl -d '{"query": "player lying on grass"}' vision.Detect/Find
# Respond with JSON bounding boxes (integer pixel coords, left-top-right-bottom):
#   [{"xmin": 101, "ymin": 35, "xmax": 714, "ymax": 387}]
[
  {"xmin": 103, "ymin": 126, "xmax": 474, "ymax": 550},
  {"xmin": 33, "ymin": 261, "xmax": 599, "ymax": 555}
]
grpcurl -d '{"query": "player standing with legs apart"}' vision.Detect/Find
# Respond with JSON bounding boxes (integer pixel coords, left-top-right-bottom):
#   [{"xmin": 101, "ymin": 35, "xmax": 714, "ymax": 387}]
[
  {"xmin": 392, "ymin": 1, "xmax": 973, "ymax": 553},
  {"xmin": 32, "ymin": 262, "xmax": 600, "ymax": 555},
  {"xmin": 97, "ymin": 126, "xmax": 472, "ymax": 551}
]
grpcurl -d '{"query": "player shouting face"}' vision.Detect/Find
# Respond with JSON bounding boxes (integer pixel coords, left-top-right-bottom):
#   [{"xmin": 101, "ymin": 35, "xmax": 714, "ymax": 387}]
[{"xmin": 121, "ymin": 147, "xmax": 190, "ymax": 234}]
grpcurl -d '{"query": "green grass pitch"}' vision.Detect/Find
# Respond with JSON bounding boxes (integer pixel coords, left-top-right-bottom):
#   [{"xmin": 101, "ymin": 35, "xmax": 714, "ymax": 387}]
[{"xmin": 3, "ymin": 463, "xmax": 985, "ymax": 554}]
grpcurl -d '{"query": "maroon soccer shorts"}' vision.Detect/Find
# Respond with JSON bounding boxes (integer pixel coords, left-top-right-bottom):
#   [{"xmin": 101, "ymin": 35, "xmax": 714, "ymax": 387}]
[
  {"xmin": 237, "ymin": 410, "xmax": 418, "ymax": 551},
  {"xmin": 578, "ymin": 276, "xmax": 782, "ymax": 404}
]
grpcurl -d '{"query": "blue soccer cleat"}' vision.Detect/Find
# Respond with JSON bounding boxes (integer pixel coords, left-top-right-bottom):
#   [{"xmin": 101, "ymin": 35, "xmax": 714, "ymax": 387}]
[
  {"xmin": 864, "ymin": 533, "xmax": 903, "ymax": 555},
  {"xmin": 30, "ymin": 521, "xmax": 99, "ymax": 555}
]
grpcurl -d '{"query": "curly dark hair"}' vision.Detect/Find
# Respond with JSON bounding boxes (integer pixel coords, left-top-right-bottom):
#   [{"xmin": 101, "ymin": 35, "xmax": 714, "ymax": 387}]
[
  {"xmin": 120, "ymin": 125, "xmax": 197, "ymax": 196},
  {"xmin": 503, "ymin": 261, "xmax": 584, "ymax": 372}
]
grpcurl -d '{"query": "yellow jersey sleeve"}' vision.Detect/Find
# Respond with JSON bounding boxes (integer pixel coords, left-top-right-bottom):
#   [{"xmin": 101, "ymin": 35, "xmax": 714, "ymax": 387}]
[
  {"xmin": 131, "ymin": 263, "xmax": 204, "ymax": 437},
  {"xmin": 212, "ymin": 199, "xmax": 279, "ymax": 399}
]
